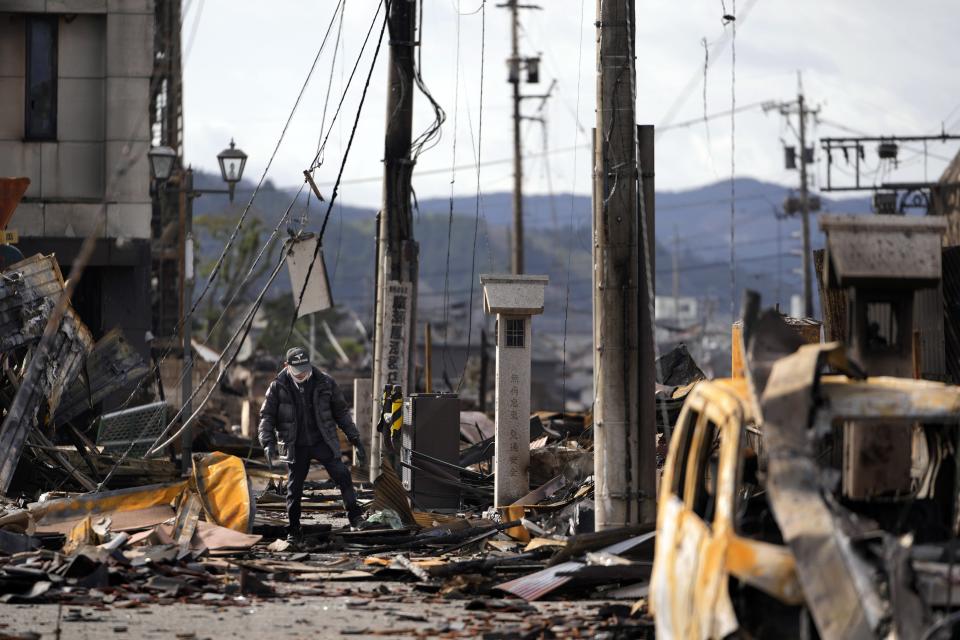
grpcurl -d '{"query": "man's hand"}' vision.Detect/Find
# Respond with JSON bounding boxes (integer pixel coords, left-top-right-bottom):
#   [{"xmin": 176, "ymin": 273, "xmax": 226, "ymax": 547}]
[
  {"xmin": 264, "ymin": 445, "xmax": 276, "ymax": 471},
  {"xmin": 352, "ymin": 440, "xmax": 366, "ymax": 466}
]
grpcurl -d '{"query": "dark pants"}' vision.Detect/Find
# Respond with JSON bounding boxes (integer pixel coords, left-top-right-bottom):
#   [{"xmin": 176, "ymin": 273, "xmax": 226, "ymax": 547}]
[{"xmin": 286, "ymin": 443, "xmax": 361, "ymax": 529}]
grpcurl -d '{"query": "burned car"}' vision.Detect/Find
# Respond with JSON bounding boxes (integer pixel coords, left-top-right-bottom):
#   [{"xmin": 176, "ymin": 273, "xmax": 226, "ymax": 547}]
[{"xmin": 650, "ymin": 308, "xmax": 960, "ymax": 640}]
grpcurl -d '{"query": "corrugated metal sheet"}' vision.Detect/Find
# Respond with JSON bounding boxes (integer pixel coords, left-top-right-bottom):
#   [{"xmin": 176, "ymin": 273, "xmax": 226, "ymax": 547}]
[
  {"xmin": 942, "ymin": 247, "xmax": 960, "ymax": 383},
  {"xmin": 914, "ymin": 282, "xmax": 946, "ymax": 380},
  {"xmin": 54, "ymin": 329, "xmax": 149, "ymax": 425},
  {"xmin": 496, "ymin": 531, "xmax": 656, "ymax": 601}
]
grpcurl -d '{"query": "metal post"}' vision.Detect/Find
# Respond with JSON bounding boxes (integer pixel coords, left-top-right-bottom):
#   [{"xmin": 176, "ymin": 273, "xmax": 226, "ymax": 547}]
[
  {"xmin": 593, "ymin": 0, "xmax": 641, "ymax": 530},
  {"xmin": 370, "ymin": 0, "xmax": 419, "ymax": 482},
  {"xmin": 424, "ymin": 322, "xmax": 432, "ymax": 393},
  {"xmin": 179, "ymin": 168, "xmax": 194, "ymax": 476},
  {"xmin": 637, "ymin": 124, "xmax": 657, "ymax": 525},
  {"xmin": 509, "ymin": 0, "xmax": 524, "ymax": 275},
  {"xmin": 798, "ymin": 91, "xmax": 813, "ymax": 319},
  {"xmin": 672, "ymin": 226, "xmax": 679, "ymax": 321},
  {"xmin": 479, "ymin": 327, "xmax": 489, "ymax": 413}
]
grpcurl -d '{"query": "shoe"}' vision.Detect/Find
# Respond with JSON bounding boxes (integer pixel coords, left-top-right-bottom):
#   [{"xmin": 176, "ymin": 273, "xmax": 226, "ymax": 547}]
[{"xmin": 286, "ymin": 527, "xmax": 303, "ymax": 545}]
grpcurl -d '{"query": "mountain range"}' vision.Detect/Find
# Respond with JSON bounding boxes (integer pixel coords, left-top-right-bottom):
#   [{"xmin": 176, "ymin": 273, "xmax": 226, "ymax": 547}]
[{"xmin": 190, "ymin": 171, "xmax": 872, "ymax": 335}]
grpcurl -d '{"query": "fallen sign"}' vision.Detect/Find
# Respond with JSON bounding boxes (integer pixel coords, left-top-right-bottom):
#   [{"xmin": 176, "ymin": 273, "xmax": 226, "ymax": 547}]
[{"xmin": 1, "ymin": 452, "xmax": 255, "ymax": 537}]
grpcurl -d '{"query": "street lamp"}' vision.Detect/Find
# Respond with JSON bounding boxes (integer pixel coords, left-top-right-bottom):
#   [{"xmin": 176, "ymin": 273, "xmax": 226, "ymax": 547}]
[
  {"xmin": 147, "ymin": 145, "xmax": 177, "ymax": 182},
  {"xmin": 217, "ymin": 139, "xmax": 247, "ymax": 204},
  {"xmin": 147, "ymin": 138, "xmax": 248, "ymax": 476},
  {"xmin": 148, "ymin": 139, "xmax": 248, "ymax": 203}
]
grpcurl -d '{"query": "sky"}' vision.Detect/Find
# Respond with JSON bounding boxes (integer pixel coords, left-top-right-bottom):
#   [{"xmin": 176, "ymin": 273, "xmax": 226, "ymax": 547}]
[{"xmin": 182, "ymin": 0, "xmax": 960, "ymax": 213}]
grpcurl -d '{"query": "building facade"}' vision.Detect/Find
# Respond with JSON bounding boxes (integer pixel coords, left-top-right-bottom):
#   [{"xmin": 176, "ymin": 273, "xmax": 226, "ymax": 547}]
[{"xmin": 0, "ymin": 0, "xmax": 155, "ymax": 357}]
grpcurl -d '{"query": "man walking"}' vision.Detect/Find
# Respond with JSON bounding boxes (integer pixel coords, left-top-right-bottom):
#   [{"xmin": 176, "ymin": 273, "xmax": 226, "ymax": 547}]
[{"xmin": 258, "ymin": 347, "xmax": 366, "ymax": 542}]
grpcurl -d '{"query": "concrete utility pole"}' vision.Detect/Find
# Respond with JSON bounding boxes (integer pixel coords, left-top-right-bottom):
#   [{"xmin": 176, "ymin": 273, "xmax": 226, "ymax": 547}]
[
  {"xmin": 370, "ymin": 0, "xmax": 420, "ymax": 481},
  {"xmin": 500, "ymin": 1, "xmax": 542, "ymax": 274},
  {"xmin": 593, "ymin": 0, "xmax": 656, "ymax": 529},
  {"xmin": 509, "ymin": 1, "xmax": 523, "ymax": 275},
  {"xmin": 764, "ymin": 75, "xmax": 819, "ymax": 318}
]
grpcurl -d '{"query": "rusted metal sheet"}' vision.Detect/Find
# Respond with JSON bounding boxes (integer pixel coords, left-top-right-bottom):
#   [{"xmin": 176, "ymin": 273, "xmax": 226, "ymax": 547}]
[
  {"xmin": 820, "ymin": 214, "xmax": 946, "ymax": 286},
  {"xmin": 54, "ymin": 329, "xmax": 149, "ymax": 425},
  {"xmin": 0, "ymin": 178, "xmax": 29, "ymax": 231}
]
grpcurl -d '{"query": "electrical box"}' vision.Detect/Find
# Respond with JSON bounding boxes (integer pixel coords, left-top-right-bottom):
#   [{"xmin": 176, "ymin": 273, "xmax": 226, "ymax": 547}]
[{"xmin": 400, "ymin": 393, "xmax": 460, "ymax": 510}]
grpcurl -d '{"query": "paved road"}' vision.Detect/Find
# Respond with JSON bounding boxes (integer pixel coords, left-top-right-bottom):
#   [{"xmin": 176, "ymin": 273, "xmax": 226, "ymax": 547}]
[{"xmin": 1, "ymin": 582, "xmax": 636, "ymax": 639}]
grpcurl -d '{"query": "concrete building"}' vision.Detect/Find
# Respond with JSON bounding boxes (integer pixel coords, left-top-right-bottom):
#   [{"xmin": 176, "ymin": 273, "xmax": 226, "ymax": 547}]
[
  {"xmin": 0, "ymin": 1, "xmax": 155, "ymax": 358},
  {"xmin": 654, "ymin": 294, "xmax": 699, "ymax": 325}
]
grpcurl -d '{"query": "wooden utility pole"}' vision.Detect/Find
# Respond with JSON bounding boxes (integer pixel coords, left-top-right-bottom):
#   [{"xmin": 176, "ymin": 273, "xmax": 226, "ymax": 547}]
[
  {"xmin": 593, "ymin": 0, "xmax": 655, "ymax": 530},
  {"xmin": 370, "ymin": 0, "xmax": 419, "ymax": 481}
]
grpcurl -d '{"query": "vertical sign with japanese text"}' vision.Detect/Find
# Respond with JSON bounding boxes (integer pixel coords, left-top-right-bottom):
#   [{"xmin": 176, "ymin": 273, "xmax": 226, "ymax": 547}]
[{"xmin": 381, "ymin": 281, "xmax": 412, "ymax": 393}]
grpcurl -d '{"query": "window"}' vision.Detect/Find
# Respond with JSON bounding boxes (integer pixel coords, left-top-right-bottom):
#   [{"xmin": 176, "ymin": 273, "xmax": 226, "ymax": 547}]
[
  {"xmin": 865, "ymin": 301, "xmax": 899, "ymax": 349},
  {"xmin": 505, "ymin": 318, "xmax": 525, "ymax": 348},
  {"xmin": 25, "ymin": 16, "xmax": 58, "ymax": 141},
  {"xmin": 669, "ymin": 409, "xmax": 700, "ymax": 498},
  {"xmin": 690, "ymin": 420, "xmax": 720, "ymax": 522}
]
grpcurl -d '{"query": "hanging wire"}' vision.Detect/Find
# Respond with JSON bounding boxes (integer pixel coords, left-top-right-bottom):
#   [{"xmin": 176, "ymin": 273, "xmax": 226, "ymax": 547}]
[
  {"xmin": 310, "ymin": 0, "xmax": 390, "ymax": 171},
  {"xmin": 286, "ymin": 0, "xmax": 390, "ymax": 345},
  {"xmin": 441, "ymin": 0, "xmax": 463, "ymax": 385},
  {"xmin": 560, "ymin": 0, "xmax": 588, "ymax": 418},
  {"xmin": 456, "ymin": 0, "xmax": 486, "ymax": 392}
]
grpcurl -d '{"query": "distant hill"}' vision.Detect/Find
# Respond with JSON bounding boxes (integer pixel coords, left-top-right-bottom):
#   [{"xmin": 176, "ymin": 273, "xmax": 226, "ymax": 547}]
[{"xmin": 190, "ymin": 171, "xmax": 871, "ymax": 334}]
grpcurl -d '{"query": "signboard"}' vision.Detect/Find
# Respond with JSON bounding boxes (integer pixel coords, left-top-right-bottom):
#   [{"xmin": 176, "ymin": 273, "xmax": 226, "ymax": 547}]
[
  {"xmin": 285, "ymin": 234, "xmax": 332, "ymax": 317},
  {"xmin": 380, "ymin": 281, "xmax": 412, "ymax": 392}
]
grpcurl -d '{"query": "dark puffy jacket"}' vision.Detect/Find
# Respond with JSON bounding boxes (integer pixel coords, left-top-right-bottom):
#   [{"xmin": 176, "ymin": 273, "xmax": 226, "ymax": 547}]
[{"xmin": 257, "ymin": 367, "xmax": 360, "ymax": 463}]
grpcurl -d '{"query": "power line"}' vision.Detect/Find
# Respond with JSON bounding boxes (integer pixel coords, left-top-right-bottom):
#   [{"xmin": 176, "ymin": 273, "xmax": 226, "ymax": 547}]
[
  {"xmin": 457, "ymin": 0, "xmax": 486, "ymax": 393},
  {"xmin": 287, "ymin": 0, "xmax": 389, "ymax": 343}
]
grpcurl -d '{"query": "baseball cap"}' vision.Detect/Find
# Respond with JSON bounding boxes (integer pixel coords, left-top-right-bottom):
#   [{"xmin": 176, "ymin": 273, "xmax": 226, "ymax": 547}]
[{"xmin": 285, "ymin": 347, "xmax": 311, "ymax": 374}]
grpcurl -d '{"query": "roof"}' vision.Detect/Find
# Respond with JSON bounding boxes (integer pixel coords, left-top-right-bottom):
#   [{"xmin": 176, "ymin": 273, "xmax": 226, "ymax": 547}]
[
  {"xmin": 480, "ymin": 274, "xmax": 548, "ymax": 315},
  {"xmin": 819, "ymin": 214, "xmax": 946, "ymax": 286}
]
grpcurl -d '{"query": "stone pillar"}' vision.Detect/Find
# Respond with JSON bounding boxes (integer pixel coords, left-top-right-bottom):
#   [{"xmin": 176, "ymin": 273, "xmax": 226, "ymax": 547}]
[
  {"xmin": 480, "ymin": 274, "xmax": 548, "ymax": 507},
  {"xmin": 353, "ymin": 378, "xmax": 373, "ymax": 472}
]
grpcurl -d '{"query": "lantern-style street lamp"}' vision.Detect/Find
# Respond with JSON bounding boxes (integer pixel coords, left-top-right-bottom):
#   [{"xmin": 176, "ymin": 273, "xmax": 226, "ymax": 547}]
[
  {"xmin": 148, "ymin": 139, "xmax": 248, "ymax": 203},
  {"xmin": 147, "ymin": 145, "xmax": 177, "ymax": 182},
  {"xmin": 217, "ymin": 139, "xmax": 248, "ymax": 203},
  {"xmin": 146, "ymin": 139, "xmax": 249, "ymax": 476}
]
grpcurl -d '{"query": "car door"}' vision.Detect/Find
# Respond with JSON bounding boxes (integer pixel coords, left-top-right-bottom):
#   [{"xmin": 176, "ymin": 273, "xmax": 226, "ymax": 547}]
[{"xmin": 651, "ymin": 392, "xmax": 706, "ymax": 639}]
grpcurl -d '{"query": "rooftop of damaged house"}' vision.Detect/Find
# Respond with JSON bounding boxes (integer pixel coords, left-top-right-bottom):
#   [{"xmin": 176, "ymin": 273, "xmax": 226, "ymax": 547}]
[{"xmin": 0, "ymin": 1, "xmax": 959, "ymax": 638}]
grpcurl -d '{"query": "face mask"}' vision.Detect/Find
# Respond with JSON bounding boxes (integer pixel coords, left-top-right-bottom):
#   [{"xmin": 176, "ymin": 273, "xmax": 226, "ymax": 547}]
[{"xmin": 287, "ymin": 366, "xmax": 312, "ymax": 383}]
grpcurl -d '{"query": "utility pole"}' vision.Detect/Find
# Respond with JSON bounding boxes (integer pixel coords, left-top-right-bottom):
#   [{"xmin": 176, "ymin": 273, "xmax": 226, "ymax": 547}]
[
  {"xmin": 500, "ymin": 1, "xmax": 542, "ymax": 274},
  {"xmin": 765, "ymin": 75, "xmax": 819, "ymax": 318},
  {"xmin": 179, "ymin": 169, "xmax": 194, "ymax": 476},
  {"xmin": 672, "ymin": 226, "xmax": 680, "ymax": 322},
  {"xmin": 593, "ymin": 0, "xmax": 654, "ymax": 529},
  {"xmin": 479, "ymin": 327, "xmax": 489, "ymax": 413},
  {"xmin": 370, "ymin": 0, "xmax": 419, "ymax": 481},
  {"xmin": 797, "ymin": 90, "xmax": 813, "ymax": 319}
]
